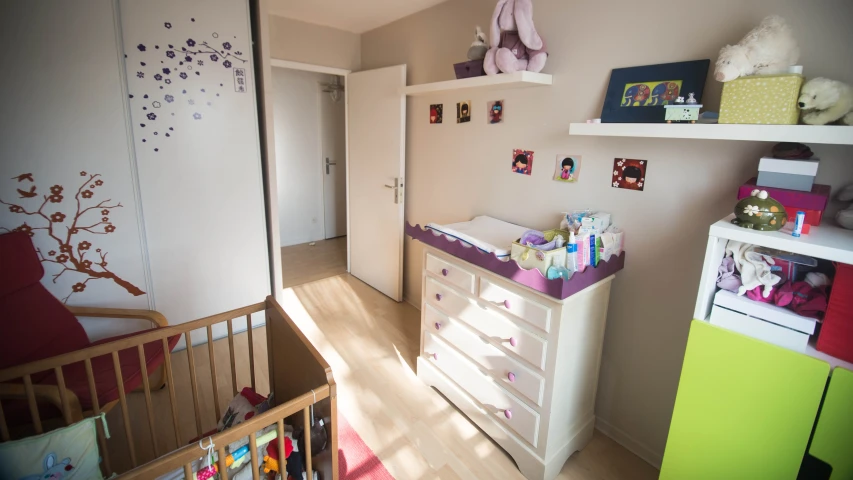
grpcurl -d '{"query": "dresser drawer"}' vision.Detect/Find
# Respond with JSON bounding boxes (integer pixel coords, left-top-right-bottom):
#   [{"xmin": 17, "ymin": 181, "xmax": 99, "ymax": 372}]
[
  {"xmin": 425, "ymin": 253, "xmax": 476, "ymax": 294},
  {"xmin": 423, "ymin": 333, "xmax": 541, "ymax": 447},
  {"xmin": 479, "ymin": 278, "xmax": 552, "ymax": 332},
  {"xmin": 424, "ymin": 305, "xmax": 545, "ymax": 406},
  {"xmin": 425, "ymin": 277, "xmax": 546, "ymax": 370}
]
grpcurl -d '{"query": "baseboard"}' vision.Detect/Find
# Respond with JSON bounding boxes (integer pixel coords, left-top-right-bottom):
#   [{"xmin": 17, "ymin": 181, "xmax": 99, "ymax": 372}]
[
  {"xmin": 595, "ymin": 417, "xmax": 663, "ymax": 470},
  {"xmin": 402, "ymin": 295, "xmax": 421, "ymax": 310}
]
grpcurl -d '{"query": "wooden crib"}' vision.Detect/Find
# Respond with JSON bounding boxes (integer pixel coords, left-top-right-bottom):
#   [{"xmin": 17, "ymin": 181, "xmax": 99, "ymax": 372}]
[{"xmin": 0, "ymin": 296, "xmax": 338, "ymax": 480}]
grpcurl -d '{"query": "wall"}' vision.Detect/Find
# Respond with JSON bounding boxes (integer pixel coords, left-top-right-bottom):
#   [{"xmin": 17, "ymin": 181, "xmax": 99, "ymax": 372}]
[
  {"xmin": 361, "ymin": 0, "xmax": 853, "ymax": 466},
  {"xmin": 272, "ymin": 68, "xmax": 344, "ymax": 246},
  {"xmin": 0, "ymin": 0, "xmax": 154, "ymax": 341},
  {"xmin": 268, "ymin": 15, "xmax": 361, "ymax": 71}
]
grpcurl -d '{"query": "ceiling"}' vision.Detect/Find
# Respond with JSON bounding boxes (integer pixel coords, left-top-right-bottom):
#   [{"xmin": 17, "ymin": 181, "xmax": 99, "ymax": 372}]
[{"xmin": 267, "ymin": 0, "xmax": 451, "ymax": 34}]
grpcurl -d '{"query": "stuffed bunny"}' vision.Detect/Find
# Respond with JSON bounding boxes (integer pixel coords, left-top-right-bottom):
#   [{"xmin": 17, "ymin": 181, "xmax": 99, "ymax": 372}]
[{"xmin": 484, "ymin": 0, "xmax": 547, "ymax": 75}]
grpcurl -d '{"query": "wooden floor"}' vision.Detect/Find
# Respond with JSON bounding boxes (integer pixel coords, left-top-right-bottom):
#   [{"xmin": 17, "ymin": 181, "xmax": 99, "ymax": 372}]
[
  {"xmin": 107, "ymin": 273, "xmax": 658, "ymax": 479},
  {"xmin": 281, "ymin": 236, "xmax": 347, "ymax": 288}
]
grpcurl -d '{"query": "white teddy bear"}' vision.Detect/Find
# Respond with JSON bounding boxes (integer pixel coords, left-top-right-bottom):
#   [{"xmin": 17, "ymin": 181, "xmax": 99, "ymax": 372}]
[
  {"xmin": 798, "ymin": 77, "xmax": 853, "ymax": 125},
  {"xmin": 714, "ymin": 15, "xmax": 799, "ymax": 82},
  {"xmin": 836, "ymin": 185, "xmax": 853, "ymax": 230}
]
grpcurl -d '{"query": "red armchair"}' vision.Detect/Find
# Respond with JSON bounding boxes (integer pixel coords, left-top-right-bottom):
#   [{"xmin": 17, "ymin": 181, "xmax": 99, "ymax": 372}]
[{"xmin": 0, "ymin": 231, "xmax": 179, "ymax": 426}]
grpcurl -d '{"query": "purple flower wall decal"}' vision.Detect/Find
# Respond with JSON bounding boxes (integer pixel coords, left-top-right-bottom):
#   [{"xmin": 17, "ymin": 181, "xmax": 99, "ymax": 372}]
[
  {"xmin": 193, "ymin": 112, "xmax": 202, "ymax": 120},
  {"xmin": 186, "ymin": 38, "xmax": 196, "ymax": 47},
  {"xmin": 179, "ymin": 72, "xmax": 188, "ymax": 79},
  {"xmin": 152, "ymin": 101, "xmax": 161, "ymax": 108},
  {"xmin": 223, "ymin": 60, "xmax": 232, "ymax": 68},
  {"xmin": 154, "ymin": 73, "xmax": 162, "ymax": 81},
  {"xmin": 185, "ymin": 55, "xmax": 192, "ymax": 62},
  {"xmin": 164, "ymin": 22, "xmax": 172, "ymax": 29},
  {"xmin": 166, "ymin": 50, "xmax": 175, "ymax": 58},
  {"xmin": 164, "ymin": 79, "xmax": 172, "ymax": 84},
  {"xmin": 197, "ymin": 60, "xmax": 203, "ymax": 66},
  {"xmin": 235, "ymin": 51, "xmax": 242, "ymax": 55},
  {"xmin": 136, "ymin": 71, "xmax": 144, "ymax": 78},
  {"xmin": 137, "ymin": 43, "xmax": 146, "ymax": 51},
  {"xmin": 210, "ymin": 54, "xmax": 219, "ymax": 62},
  {"xmin": 162, "ymin": 67, "xmax": 171, "ymax": 74},
  {"xmin": 222, "ymin": 42, "xmax": 232, "ymax": 50},
  {"xmin": 146, "ymin": 112, "xmax": 156, "ymax": 120},
  {"xmin": 164, "ymin": 94, "xmax": 174, "ymax": 103}
]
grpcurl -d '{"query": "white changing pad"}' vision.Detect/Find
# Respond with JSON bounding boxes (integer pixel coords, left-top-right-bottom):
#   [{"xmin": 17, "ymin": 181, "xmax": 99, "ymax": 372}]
[{"xmin": 426, "ymin": 216, "xmax": 530, "ymax": 258}]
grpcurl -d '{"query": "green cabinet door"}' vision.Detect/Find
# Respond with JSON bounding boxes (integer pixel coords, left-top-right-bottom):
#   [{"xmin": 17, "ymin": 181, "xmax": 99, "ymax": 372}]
[
  {"xmin": 660, "ymin": 320, "xmax": 830, "ymax": 480},
  {"xmin": 809, "ymin": 368, "xmax": 853, "ymax": 479}
]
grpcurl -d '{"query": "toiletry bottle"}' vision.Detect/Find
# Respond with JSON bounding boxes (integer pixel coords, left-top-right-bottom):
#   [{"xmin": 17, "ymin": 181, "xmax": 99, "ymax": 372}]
[{"xmin": 566, "ymin": 232, "xmax": 577, "ymax": 272}]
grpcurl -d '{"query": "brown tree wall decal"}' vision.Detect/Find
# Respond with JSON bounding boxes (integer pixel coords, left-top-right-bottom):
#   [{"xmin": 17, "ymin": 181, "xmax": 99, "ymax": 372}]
[{"xmin": 1, "ymin": 171, "xmax": 146, "ymax": 303}]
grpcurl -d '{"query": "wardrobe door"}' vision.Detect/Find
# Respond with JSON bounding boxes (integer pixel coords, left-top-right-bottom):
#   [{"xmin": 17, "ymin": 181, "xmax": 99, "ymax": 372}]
[
  {"xmin": 119, "ymin": 0, "xmax": 270, "ymax": 333},
  {"xmin": 809, "ymin": 368, "xmax": 853, "ymax": 479},
  {"xmin": 660, "ymin": 320, "xmax": 829, "ymax": 480},
  {"xmin": 0, "ymin": 0, "xmax": 152, "ymax": 340}
]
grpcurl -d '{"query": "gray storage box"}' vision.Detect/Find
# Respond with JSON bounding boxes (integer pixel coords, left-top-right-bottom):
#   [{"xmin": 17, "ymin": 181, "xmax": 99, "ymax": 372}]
[{"xmin": 757, "ymin": 171, "xmax": 815, "ymax": 192}]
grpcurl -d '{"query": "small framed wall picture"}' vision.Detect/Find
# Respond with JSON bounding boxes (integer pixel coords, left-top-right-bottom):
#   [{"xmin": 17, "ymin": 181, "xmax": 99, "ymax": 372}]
[
  {"xmin": 487, "ymin": 100, "xmax": 504, "ymax": 124},
  {"xmin": 512, "ymin": 149, "xmax": 533, "ymax": 175},
  {"xmin": 457, "ymin": 101, "xmax": 471, "ymax": 123},
  {"xmin": 553, "ymin": 155, "xmax": 581, "ymax": 183},
  {"xmin": 612, "ymin": 158, "xmax": 647, "ymax": 191},
  {"xmin": 430, "ymin": 104, "xmax": 443, "ymax": 124}
]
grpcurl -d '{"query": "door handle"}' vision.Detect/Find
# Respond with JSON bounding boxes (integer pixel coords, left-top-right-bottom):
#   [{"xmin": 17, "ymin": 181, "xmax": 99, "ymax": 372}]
[
  {"xmin": 385, "ymin": 178, "xmax": 404, "ymax": 204},
  {"xmin": 325, "ymin": 157, "xmax": 337, "ymax": 174}
]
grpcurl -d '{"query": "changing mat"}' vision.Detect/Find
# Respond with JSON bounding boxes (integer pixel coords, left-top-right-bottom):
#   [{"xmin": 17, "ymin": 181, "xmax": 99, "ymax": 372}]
[{"xmin": 426, "ymin": 216, "xmax": 529, "ymax": 259}]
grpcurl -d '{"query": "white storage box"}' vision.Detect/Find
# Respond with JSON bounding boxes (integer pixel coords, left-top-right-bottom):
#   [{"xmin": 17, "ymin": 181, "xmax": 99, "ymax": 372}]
[
  {"xmin": 756, "ymin": 157, "xmax": 819, "ymax": 192},
  {"xmin": 510, "ymin": 229, "xmax": 570, "ymax": 276},
  {"xmin": 709, "ymin": 290, "xmax": 817, "ymax": 352}
]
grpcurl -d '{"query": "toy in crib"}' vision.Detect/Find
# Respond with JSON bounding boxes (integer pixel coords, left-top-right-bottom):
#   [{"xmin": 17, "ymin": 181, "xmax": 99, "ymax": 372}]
[
  {"xmin": 188, "ymin": 429, "xmax": 281, "ymax": 479},
  {"xmin": 262, "ymin": 436, "xmax": 294, "ymax": 475}
]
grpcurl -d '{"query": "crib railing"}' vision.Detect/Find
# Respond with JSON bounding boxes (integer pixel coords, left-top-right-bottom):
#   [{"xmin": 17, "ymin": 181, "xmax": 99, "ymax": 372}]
[{"xmin": 0, "ymin": 296, "xmax": 336, "ymax": 479}]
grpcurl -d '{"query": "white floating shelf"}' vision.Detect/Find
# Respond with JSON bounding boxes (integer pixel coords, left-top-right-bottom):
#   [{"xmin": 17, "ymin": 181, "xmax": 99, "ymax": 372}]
[
  {"xmin": 402, "ymin": 71, "xmax": 552, "ymax": 96},
  {"xmin": 569, "ymin": 122, "xmax": 853, "ymax": 145},
  {"xmin": 709, "ymin": 214, "xmax": 853, "ymax": 265}
]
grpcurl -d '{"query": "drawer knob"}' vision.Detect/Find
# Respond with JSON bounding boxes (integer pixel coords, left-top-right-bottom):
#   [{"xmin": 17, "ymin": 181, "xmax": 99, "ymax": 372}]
[
  {"xmin": 434, "ymin": 322, "xmax": 441, "ymax": 330},
  {"xmin": 503, "ymin": 300, "xmax": 511, "ymax": 309},
  {"xmin": 509, "ymin": 337, "xmax": 518, "ymax": 347},
  {"xmin": 504, "ymin": 409, "xmax": 512, "ymax": 419},
  {"xmin": 507, "ymin": 372, "xmax": 516, "ymax": 383},
  {"xmin": 441, "ymin": 268, "xmax": 449, "ymax": 276},
  {"xmin": 435, "ymin": 293, "xmax": 443, "ymax": 301},
  {"xmin": 432, "ymin": 352, "xmax": 438, "ymax": 360}
]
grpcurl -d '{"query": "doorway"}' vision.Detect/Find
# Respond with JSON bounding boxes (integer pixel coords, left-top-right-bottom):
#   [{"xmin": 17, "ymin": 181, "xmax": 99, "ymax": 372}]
[{"xmin": 272, "ymin": 63, "xmax": 348, "ymax": 288}]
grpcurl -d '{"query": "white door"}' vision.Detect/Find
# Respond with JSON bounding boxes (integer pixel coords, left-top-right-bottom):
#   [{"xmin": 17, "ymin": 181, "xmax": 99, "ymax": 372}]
[
  {"xmin": 321, "ymin": 78, "xmax": 347, "ymax": 239},
  {"xmin": 347, "ymin": 65, "xmax": 406, "ymax": 301}
]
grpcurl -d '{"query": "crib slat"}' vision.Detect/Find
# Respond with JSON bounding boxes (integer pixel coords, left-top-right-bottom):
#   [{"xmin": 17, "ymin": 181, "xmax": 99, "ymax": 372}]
[
  {"xmin": 112, "ymin": 351, "xmax": 138, "ymax": 467},
  {"xmin": 276, "ymin": 419, "xmax": 286, "ymax": 474},
  {"xmin": 249, "ymin": 432, "xmax": 259, "ymax": 479},
  {"xmin": 53, "ymin": 367, "xmax": 72, "ymax": 425},
  {"xmin": 185, "ymin": 332, "xmax": 203, "ymax": 439},
  {"xmin": 266, "ymin": 312, "xmax": 275, "ymax": 396},
  {"xmin": 85, "ymin": 358, "xmax": 111, "ymax": 475},
  {"xmin": 227, "ymin": 318, "xmax": 238, "ymax": 397},
  {"xmin": 22, "ymin": 374, "xmax": 42, "ymax": 434},
  {"xmin": 137, "ymin": 345, "xmax": 160, "ymax": 457},
  {"xmin": 304, "ymin": 406, "xmax": 313, "ymax": 480},
  {"xmin": 217, "ymin": 447, "xmax": 229, "ymax": 480},
  {"xmin": 183, "ymin": 463, "xmax": 193, "ymax": 478},
  {"xmin": 162, "ymin": 337, "xmax": 183, "ymax": 447},
  {"xmin": 0, "ymin": 399, "xmax": 10, "ymax": 441},
  {"xmin": 246, "ymin": 314, "xmax": 256, "ymax": 390},
  {"xmin": 206, "ymin": 325, "xmax": 221, "ymax": 421}
]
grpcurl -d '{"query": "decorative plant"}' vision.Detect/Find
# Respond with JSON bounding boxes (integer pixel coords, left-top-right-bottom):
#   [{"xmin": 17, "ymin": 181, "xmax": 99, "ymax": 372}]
[{"xmin": 1, "ymin": 172, "xmax": 145, "ymax": 303}]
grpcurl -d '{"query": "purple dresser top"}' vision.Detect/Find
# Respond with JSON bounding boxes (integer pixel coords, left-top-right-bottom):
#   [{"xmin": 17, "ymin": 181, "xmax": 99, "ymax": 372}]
[
  {"xmin": 406, "ymin": 222, "xmax": 624, "ymax": 300},
  {"xmin": 738, "ymin": 177, "xmax": 830, "ymax": 211}
]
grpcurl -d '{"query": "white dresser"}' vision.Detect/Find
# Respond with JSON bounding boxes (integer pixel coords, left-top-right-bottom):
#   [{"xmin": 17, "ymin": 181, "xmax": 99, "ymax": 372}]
[{"xmin": 417, "ymin": 245, "xmax": 615, "ymax": 480}]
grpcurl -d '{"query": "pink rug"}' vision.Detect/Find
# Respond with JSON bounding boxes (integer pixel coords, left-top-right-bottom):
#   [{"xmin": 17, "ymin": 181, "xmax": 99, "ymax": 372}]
[{"xmin": 338, "ymin": 414, "xmax": 395, "ymax": 480}]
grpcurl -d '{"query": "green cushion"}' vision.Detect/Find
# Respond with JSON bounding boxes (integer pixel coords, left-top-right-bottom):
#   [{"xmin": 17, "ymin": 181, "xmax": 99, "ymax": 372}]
[{"xmin": 660, "ymin": 320, "xmax": 829, "ymax": 480}]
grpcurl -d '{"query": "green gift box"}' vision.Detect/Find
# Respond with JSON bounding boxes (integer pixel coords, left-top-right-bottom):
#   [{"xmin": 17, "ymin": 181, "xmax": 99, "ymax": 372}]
[{"xmin": 719, "ymin": 73, "xmax": 804, "ymax": 125}]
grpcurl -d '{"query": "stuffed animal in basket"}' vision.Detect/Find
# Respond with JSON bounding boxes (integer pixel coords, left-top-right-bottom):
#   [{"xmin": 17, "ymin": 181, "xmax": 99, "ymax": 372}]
[
  {"xmin": 483, "ymin": 0, "xmax": 547, "ymax": 75},
  {"xmin": 714, "ymin": 15, "xmax": 799, "ymax": 82},
  {"xmin": 798, "ymin": 77, "xmax": 853, "ymax": 125},
  {"xmin": 835, "ymin": 185, "xmax": 853, "ymax": 230}
]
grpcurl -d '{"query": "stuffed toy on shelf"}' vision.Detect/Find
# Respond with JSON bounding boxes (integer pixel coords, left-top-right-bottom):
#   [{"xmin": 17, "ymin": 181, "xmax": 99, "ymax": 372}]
[
  {"xmin": 798, "ymin": 77, "xmax": 853, "ymax": 125},
  {"xmin": 835, "ymin": 185, "xmax": 853, "ymax": 230},
  {"xmin": 714, "ymin": 15, "xmax": 799, "ymax": 82},
  {"xmin": 484, "ymin": 0, "xmax": 547, "ymax": 75}
]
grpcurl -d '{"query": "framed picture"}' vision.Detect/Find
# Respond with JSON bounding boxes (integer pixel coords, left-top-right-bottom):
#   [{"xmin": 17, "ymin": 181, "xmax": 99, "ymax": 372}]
[
  {"xmin": 430, "ymin": 104, "xmax": 442, "ymax": 124},
  {"xmin": 611, "ymin": 158, "xmax": 648, "ymax": 191},
  {"xmin": 511, "ymin": 149, "xmax": 533, "ymax": 175},
  {"xmin": 457, "ymin": 101, "xmax": 471, "ymax": 123},
  {"xmin": 487, "ymin": 100, "xmax": 503, "ymax": 124},
  {"xmin": 600, "ymin": 60, "xmax": 710, "ymax": 123},
  {"xmin": 553, "ymin": 155, "xmax": 581, "ymax": 183}
]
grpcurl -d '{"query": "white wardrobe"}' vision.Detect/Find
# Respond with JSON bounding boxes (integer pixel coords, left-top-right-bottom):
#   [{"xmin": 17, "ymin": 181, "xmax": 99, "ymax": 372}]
[{"xmin": 0, "ymin": 0, "xmax": 270, "ymax": 341}]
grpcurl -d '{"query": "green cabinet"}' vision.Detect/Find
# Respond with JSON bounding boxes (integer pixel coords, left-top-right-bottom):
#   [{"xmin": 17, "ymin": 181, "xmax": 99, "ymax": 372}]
[
  {"xmin": 660, "ymin": 320, "xmax": 830, "ymax": 480},
  {"xmin": 809, "ymin": 368, "xmax": 853, "ymax": 479}
]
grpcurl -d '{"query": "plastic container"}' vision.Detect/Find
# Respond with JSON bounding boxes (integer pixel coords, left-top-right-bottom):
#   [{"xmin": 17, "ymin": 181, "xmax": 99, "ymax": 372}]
[{"xmin": 816, "ymin": 263, "xmax": 853, "ymax": 363}]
